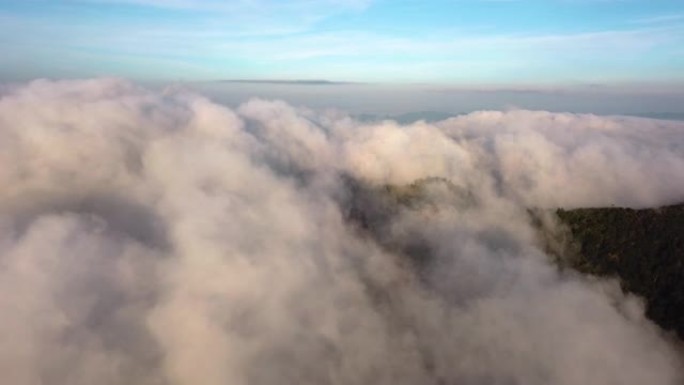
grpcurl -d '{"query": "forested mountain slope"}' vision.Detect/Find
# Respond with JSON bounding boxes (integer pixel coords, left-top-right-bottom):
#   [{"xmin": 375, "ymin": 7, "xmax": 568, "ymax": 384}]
[
  {"xmin": 343, "ymin": 177, "xmax": 684, "ymax": 338},
  {"xmin": 556, "ymin": 204, "xmax": 684, "ymax": 337}
]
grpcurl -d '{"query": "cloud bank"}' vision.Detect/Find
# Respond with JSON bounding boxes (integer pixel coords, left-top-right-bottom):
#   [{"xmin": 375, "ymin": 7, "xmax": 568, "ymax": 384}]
[{"xmin": 0, "ymin": 78, "xmax": 683, "ymax": 385}]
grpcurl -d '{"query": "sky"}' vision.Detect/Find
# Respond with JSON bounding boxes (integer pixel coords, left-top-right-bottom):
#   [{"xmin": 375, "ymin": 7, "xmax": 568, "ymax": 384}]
[{"xmin": 0, "ymin": 0, "xmax": 683, "ymax": 86}]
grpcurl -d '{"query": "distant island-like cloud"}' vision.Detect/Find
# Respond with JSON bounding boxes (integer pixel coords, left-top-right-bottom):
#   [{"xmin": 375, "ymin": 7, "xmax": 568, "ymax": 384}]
[{"xmin": 216, "ymin": 79, "xmax": 362, "ymax": 86}]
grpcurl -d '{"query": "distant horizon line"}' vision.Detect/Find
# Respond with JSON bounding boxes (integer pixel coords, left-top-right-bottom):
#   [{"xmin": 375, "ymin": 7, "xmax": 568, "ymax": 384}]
[
  {"xmin": 3, "ymin": 76, "xmax": 684, "ymax": 92},
  {"xmin": 198, "ymin": 78, "xmax": 684, "ymax": 93},
  {"xmin": 214, "ymin": 79, "xmax": 365, "ymax": 86}
]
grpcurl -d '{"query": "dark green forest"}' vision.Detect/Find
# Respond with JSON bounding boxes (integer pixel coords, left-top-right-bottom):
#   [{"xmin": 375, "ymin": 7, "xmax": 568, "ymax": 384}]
[
  {"xmin": 343, "ymin": 177, "xmax": 684, "ymax": 338},
  {"xmin": 556, "ymin": 204, "xmax": 684, "ymax": 337}
]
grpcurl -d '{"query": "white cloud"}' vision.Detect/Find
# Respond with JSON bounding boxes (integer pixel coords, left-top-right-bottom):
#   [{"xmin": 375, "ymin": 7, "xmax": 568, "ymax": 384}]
[
  {"xmin": 631, "ymin": 14, "xmax": 684, "ymax": 25},
  {"xmin": 0, "ymin": 78, "xmax": 683, "ymax": 385}
]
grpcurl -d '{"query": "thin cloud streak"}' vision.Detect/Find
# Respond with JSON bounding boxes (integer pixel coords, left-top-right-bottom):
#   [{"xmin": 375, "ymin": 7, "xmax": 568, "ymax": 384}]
[{"xmin": 217, "ymin": 79, "xmax": 363, "ymax": 85}]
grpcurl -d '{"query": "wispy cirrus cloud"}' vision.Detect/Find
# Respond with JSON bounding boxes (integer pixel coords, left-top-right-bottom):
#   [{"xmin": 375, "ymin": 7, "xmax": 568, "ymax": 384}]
[
  {"xmin": 76, "ymin": 0, "xmax": 372, "ymax": 16},
  {"xmin": 631, "ymin": 14, "xmax": 684, "ymax": 25},
  {"xmin": 1, "ymin": 0, "xmax": 683, "ymax": 84}
]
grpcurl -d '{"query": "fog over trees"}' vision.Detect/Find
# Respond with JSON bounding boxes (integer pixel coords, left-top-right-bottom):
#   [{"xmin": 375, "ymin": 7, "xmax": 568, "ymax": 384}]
[{"xmin": 0, "ymin": 79, "xmax": 683, "ymax": 385}]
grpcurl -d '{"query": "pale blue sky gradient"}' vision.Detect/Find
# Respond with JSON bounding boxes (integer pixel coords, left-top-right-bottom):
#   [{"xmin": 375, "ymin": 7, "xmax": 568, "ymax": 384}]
[{"xmin": 1, "ymin": 0, "xmax": 683, "ymax": 86}]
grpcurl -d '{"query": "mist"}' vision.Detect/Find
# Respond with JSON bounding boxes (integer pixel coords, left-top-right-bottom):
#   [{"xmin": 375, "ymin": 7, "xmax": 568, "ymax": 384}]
[
  {"xmin": 188, "ymin": 81, "xmax": 684, "ymax": 118},
  {"xmin": 1, "ymin": 78, "xmax": 683, "ymax": 385}
]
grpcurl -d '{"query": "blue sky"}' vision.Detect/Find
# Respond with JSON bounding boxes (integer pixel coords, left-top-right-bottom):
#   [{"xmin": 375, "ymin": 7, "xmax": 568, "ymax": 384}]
[{"xmin": 0, "ymin": 0, "xmax": 683, "ymax": 86}]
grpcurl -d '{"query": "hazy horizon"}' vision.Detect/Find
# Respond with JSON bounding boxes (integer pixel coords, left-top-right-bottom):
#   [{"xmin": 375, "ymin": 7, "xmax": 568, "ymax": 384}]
[{"xmin": 3, "ymin": 0, "xmax": 684, "ymax": 115}]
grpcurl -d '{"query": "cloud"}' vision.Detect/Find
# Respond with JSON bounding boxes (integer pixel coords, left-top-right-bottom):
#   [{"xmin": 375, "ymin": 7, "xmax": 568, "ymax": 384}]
[
  {"xmin": 631, "ymin": 14, "xmax": 684, "ymax": 25},
  {"xmin": 77, "ymin": 0, "xmax": 372, "ymax": 12},
  {"xmin": 0, "ymin": 78, "xmax": 683, "ymax": 385},
  {"xmin": 74, "ymin": 0, "xmax": 372, "ymax": 28},
  {"xmin": 5, "ymin": 2, "xmax": 682, "ymax": 83},
  {"xmin": 218, "ymin": 79, "xmax": 362, "ymax": 85}
]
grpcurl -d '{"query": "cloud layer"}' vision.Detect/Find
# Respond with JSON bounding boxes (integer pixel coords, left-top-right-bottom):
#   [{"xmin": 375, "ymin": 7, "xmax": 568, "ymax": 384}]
[{"xmin": 1, "ymin": 78, "xmax": 683, "ymax": 385}]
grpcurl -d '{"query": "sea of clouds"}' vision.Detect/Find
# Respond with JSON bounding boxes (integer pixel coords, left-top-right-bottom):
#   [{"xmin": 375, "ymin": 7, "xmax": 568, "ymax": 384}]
[{"xmin": 1, "ymin": 78, "xmax": 683, "ymax": 385}]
